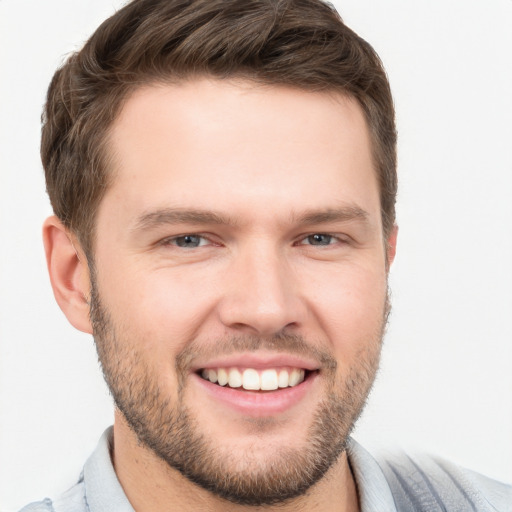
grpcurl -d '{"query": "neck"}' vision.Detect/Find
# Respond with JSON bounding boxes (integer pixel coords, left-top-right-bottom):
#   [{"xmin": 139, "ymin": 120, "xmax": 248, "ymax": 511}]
[{"xmin": 112, "ymin": 412, "xmax": 360, "ymax": 512}]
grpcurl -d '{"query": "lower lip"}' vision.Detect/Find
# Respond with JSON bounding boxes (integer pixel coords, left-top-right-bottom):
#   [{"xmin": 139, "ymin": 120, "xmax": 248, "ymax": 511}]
[{"xmin": 191, "ymin": 372, "xmax": 318, "ymax": 417}]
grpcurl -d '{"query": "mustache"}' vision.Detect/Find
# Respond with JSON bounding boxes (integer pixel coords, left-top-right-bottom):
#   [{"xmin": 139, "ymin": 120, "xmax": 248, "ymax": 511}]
[{"xmin": 175, "ymin": 332, "xmax": 337, "ymax": 375}]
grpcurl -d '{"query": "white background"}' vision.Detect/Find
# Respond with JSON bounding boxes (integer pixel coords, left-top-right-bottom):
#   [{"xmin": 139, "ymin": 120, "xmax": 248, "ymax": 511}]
[{"xmin": 1, "ymin": 0, "xmax": 511, "ymax": 510}]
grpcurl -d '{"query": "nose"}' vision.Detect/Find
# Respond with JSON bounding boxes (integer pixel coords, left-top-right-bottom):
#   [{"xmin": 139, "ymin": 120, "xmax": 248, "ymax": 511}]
[{"xmin": 217, "ymin": 243, "xmax": 306, "ymax": 336}]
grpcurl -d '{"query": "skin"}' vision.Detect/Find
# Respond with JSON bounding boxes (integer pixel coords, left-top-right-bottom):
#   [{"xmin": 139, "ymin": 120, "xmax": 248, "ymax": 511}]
[{"xmin": 44, "ymin": 79, "xmax": 397, "ymax": 511}]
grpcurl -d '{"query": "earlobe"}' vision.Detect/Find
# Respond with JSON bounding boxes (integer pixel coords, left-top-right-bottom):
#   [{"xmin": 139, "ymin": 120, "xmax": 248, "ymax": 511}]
[
  {"xmin": 43, "ymin": 216, "xmax": 93, "ymax": 334},
  {"xmin": 386, "ymin": 224, "xmax": 398, "ymax": 267}
]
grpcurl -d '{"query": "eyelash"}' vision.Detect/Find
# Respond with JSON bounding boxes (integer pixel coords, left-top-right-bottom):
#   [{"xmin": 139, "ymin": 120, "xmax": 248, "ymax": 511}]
[
  {"xmin": 296, "ymin": 233, "xmax": 345, "ymax": 247},
  {"xmin": 160, "ymin": 234, "xmax": 213, "ymax": 249}
]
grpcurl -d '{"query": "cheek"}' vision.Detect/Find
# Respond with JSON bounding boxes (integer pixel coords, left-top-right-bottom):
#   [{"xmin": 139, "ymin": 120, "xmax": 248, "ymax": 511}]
[
  {"xmin": 306, "ymin": 263, "xmax": 388, "ymax": 356},
  {"xmin": 98, "ymin": 264, "xmax": 221, "ymax": 353}
]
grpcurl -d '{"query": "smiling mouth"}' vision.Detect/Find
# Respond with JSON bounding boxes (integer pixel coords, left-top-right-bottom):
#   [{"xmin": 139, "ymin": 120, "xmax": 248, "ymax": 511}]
[{"xmin": 198, "ymin": 367, "xmax": 315, "ymax": 391}]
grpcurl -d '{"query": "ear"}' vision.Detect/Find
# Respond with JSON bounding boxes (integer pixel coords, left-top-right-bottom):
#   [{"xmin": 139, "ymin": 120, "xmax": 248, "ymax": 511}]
[
  {"xmin": 386, "ymin": 224, "xmax": 398, "ymax": 268},
  {"xmin": 43, "ymin": 216, "xmax": 93, "ymax": 334}
]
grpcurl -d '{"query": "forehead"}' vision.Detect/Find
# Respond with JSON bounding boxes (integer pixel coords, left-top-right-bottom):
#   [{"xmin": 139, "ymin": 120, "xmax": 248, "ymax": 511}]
[{"xmin": 102, "ymin": 79, "xmax": 380, "ymax": 229}]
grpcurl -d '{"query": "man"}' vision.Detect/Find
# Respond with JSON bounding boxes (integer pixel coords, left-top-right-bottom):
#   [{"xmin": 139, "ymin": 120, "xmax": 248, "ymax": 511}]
[{"xmin": 20, "ymin": 0, "xmax": 511, "ymax": 510}]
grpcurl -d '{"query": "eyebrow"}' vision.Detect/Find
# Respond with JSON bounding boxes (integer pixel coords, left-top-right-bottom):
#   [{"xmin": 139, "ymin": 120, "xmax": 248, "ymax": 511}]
[
  {"xmin": 132, "ymin": 208, "xmax": 238, "ymax": 232},
  {"xmin": 294, "ymin": 206, "xmax": 370, "ymax": 226}
]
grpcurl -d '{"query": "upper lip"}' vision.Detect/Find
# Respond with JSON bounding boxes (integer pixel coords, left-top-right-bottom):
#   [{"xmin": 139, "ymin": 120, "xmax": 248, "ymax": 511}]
[{"xmin": 192, "ymin": 352, "xmax": 320, "ymax": 372}]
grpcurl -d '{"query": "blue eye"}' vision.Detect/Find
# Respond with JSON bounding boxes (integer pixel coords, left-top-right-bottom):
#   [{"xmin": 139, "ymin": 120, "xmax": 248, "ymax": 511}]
[
  {"xmin": 305, "ymin": 234, "xmax": 334, "ymax": 246},
  {"xmin": 173, "ymin": 235, "xmax": 206, "ymax": 248}
]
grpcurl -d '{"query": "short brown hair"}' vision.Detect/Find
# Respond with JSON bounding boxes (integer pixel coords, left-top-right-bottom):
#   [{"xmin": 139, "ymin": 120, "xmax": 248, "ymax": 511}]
[{"xmin": 42, "ymin": 0, "xmax": 397, "ymax": 255}]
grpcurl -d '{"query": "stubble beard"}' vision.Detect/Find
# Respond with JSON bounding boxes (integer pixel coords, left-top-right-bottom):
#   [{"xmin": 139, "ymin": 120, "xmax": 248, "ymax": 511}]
[{"xmin": 89, "ymin": 271, "xmax": 388, "ymax": 506}]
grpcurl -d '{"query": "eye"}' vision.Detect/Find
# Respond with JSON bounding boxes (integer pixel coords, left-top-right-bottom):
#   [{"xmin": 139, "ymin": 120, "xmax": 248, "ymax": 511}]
[
  {"xmin": 166, "ymin": 234, "xmax": 209, "ymax": 248},
  {"xmin": 301, "ymin": 233, "xmax": 336, "ymax": 246}
]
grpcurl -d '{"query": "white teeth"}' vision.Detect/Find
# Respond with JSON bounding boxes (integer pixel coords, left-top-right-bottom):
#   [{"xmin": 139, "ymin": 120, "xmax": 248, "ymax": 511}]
[
  {"xmin": 201, "ymin": 367, "xmax": 308, "ymax": 390},
  {"xmin": 217, "ymin": 368, "xmax": 229, "ymax": 386},
  {"xmin": 278, "ymin": 369, "xmax": 289, "ymax": 388},
  {"xmin": 288, "ymin": 368, "xmax": 304, "ymax": 387},
  {"xmin": 242, "ymin": 369, "xmax": 260, "ymax": 390},
  {"xmin": 261, "ymin": 369, "xmax": 279, "ymax": 390},
  {"xmin": 228, "ymin": 368, "xmax": 243, "ymax": 388}
]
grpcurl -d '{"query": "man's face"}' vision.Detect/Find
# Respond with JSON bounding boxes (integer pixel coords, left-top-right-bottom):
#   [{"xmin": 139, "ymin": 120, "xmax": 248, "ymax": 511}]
[{"xmin": 89, "ymin": 79, "xmax": 394, "ymax": 505}]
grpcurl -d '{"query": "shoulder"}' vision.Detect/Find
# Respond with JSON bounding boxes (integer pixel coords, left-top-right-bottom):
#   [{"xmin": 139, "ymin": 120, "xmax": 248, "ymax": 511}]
[
  {"xmin": 18, "ymin": 477, "xmax": 87, "ymax": 512},
  {"xmin": 377, "ymin": 452, "xmax": 512, "ymax": 512},
  {"xmin": 463, "ymin": 466, "xmax": 512, "ymax": 511},
  {"xmin": 18, "ymin": 498, "xmax": 54, "ymax": 512}
]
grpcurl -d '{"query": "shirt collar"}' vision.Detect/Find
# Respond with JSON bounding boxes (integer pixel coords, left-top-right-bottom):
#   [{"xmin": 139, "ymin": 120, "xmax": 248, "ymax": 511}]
[
  {"xmin": 83, "ymin": 427, "xmax": 135, "ymax": 512},
  {"xmin": 346, "ymin": 437, "xmax": 397, "ymax": 512}
]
